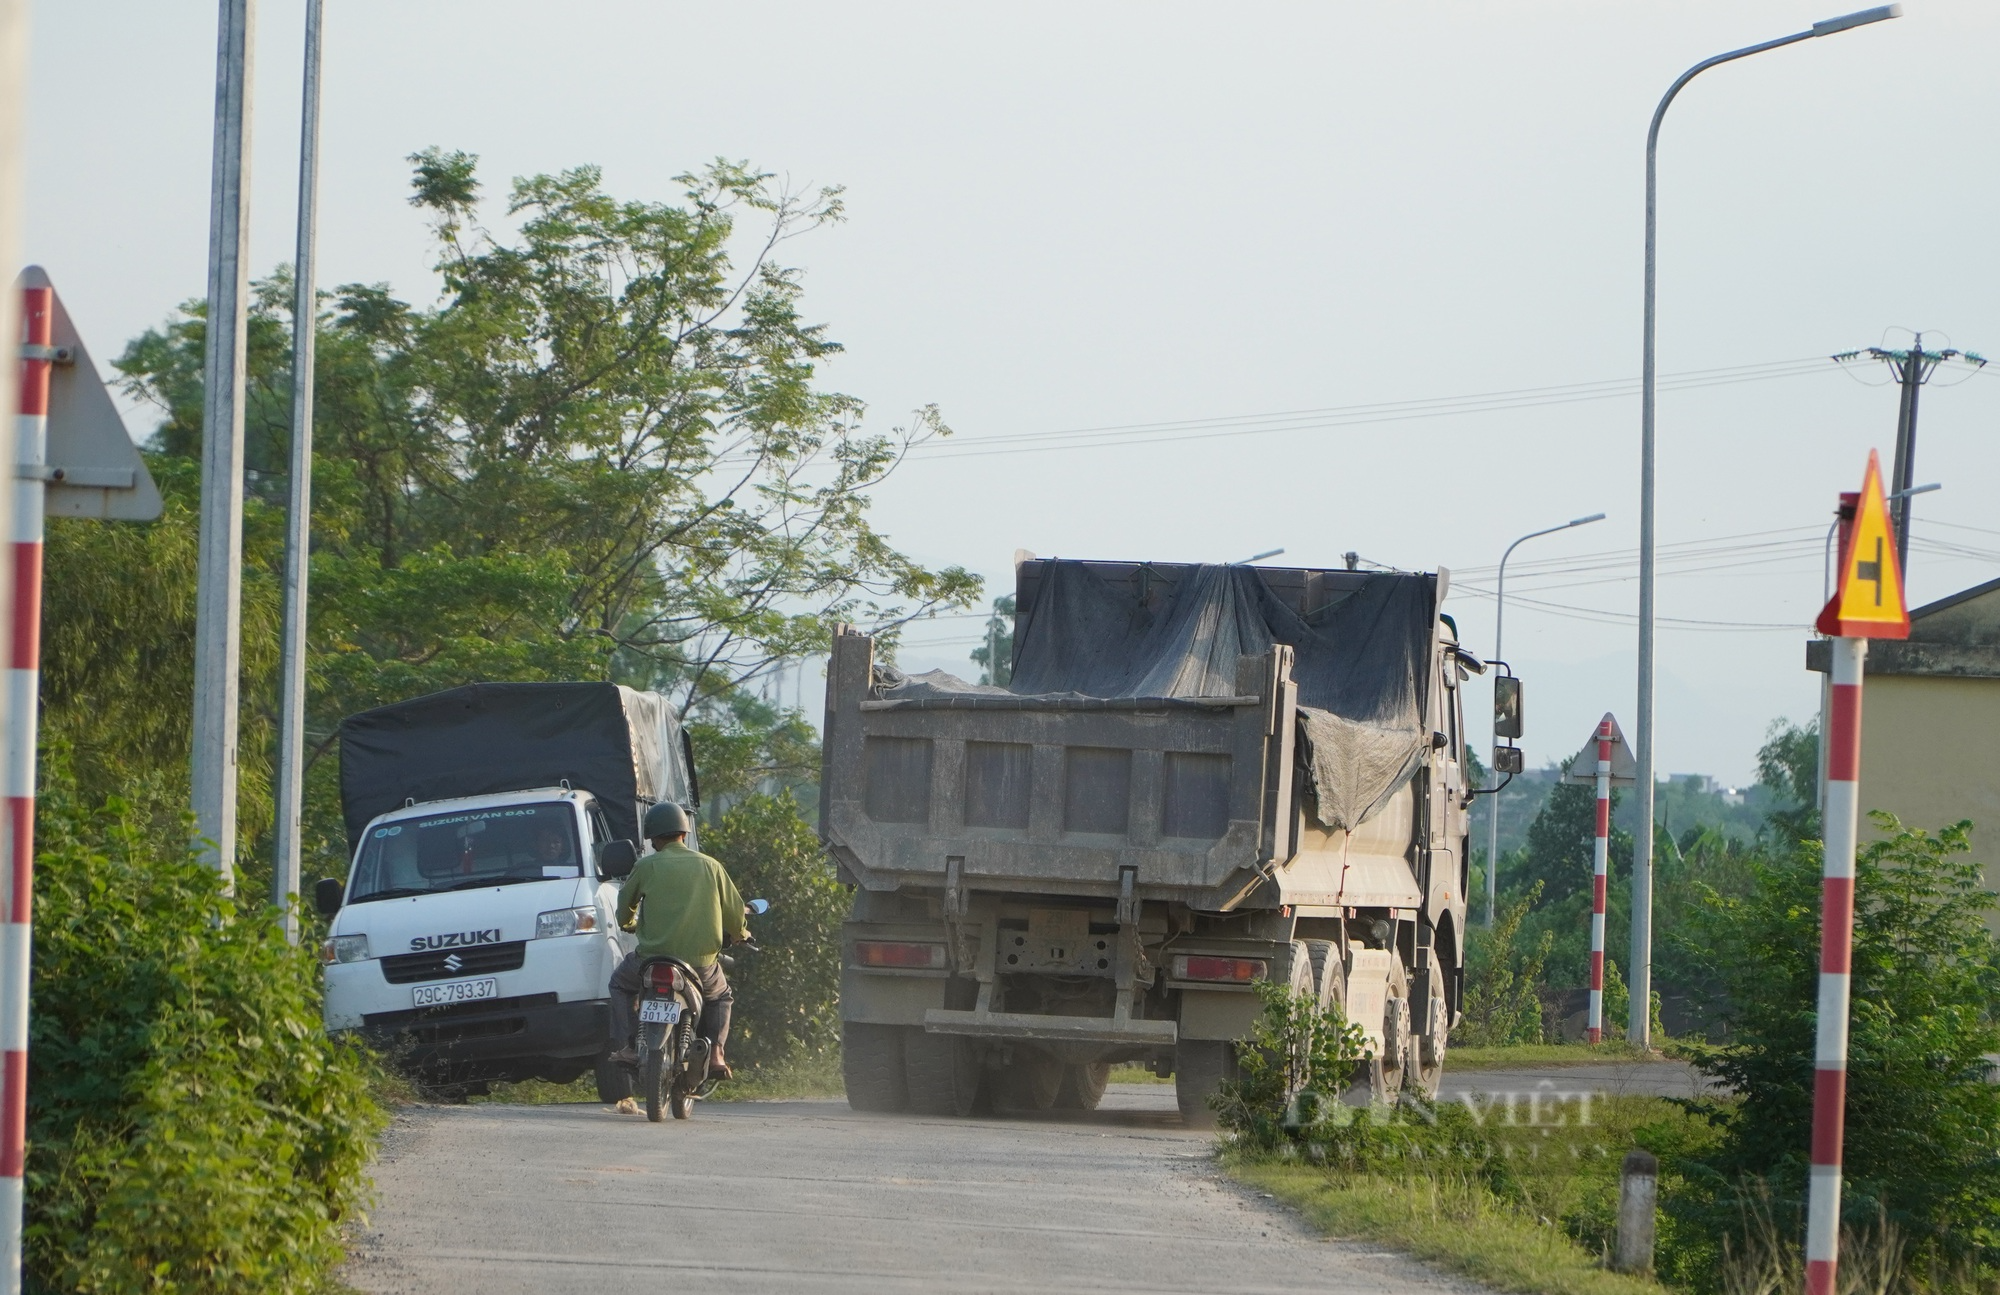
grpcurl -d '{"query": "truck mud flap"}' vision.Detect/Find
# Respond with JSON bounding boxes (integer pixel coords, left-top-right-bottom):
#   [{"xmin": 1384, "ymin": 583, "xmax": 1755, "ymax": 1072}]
[{"xmin": 923, "ymin": 1008, "xmax": 1177, "ymax": 1046}]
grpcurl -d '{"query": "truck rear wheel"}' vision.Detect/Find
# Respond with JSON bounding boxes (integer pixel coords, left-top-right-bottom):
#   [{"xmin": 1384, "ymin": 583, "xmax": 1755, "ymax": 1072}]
[
  {"xmin": 1408, "ymin": 955, "xmax": 1448, "ymax": 1099},
  {"xmin": 1054, "ymin": 1061, "xmax": 1110, "ymax": 1111},
  {"xmin": 1174, "ymin": 1040, "xmax": 1238, "ymax": 1128},
  {"xmin": 1358, "ymin": 961, "xmax": 1413, "ymax": 1102},
  {"xmin": 841, "ymin": 1022, "xmax": 909, "ymax": 1113},
  {"xmin": 1303, "ymin": 939, "xmax": 1343, "ymax": 1014},
  {"xmin": 904, "ymin": 1029, "xmax": 981, "ymax": 1117},
  {"xmin": 995, "ymin": 1054, "xmax": 1063, "ymax": 1113}
]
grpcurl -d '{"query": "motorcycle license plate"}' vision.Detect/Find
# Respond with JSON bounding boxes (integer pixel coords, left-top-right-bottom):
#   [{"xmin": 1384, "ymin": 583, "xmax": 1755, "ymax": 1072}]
[
  {"xmin": 639, "ymin": 999, "xmax": 682, "ymax": 1025},
  {"xmin": 412, "ymin": 977, "xmax": 499, "ymax": 1008}
]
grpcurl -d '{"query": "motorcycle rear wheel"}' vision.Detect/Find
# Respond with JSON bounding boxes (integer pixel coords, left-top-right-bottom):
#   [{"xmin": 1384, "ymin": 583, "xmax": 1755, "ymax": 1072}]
[
  {"xmin": 670, "ymin": 1082, "xmax": 693, "ymax": 1119},
  {"xmin": 643, "ymin": 1051, "xmax": 667, "ymax": 1123}
]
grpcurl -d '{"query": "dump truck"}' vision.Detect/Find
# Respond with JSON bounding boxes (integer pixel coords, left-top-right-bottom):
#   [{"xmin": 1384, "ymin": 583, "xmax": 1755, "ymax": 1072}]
[{"xmin": 821, "ymin": 557, "xmax": 1491, "ymax": 1123}]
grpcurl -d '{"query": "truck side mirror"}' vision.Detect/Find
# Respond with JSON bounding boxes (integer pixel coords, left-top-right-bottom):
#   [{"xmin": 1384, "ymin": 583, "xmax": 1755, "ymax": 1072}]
[
  {"xmin": 597, "ymin": 839, "xmax": 640, "ymax": 880},
  {"xmin": 313, "ymin": 877, "xmax": 344, "ymax": 919},
  {"xmin": 1493, "ymin": 675, "xmax": 1523, "ymax": 739},
  {"xmin": 1492, "ymin": 746, "xmax": 1524, "ymax": 775}
]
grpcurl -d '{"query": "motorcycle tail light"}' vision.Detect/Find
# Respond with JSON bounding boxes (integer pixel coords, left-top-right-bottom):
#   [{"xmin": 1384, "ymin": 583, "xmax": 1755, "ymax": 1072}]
[
  {"xmin": 1171, "ymin": 955, "xmax": 1266, "ymax": 984},
  {"xmin": 854, "ymin": 940, "xmax": 947, "ymax": 969},
  {"xmin": 646, "ymin": 963, "xmax": 679, "ymax": 994}
]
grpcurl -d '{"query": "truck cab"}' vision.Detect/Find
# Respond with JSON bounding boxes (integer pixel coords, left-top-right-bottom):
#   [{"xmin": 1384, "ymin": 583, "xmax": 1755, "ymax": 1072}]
[{"xmin": 320, "ymin": 787, "xmax": 637, "ymax": 1092}]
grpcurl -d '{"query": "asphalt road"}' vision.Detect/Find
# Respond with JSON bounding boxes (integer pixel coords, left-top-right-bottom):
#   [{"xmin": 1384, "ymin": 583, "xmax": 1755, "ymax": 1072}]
[{"xmin": 345, "ymin": 1083, "xmax": 1493, "ymax": 1295}]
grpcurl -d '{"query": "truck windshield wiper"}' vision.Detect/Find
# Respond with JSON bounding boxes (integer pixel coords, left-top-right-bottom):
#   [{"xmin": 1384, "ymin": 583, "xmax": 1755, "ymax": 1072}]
[
  {"xmin": 346, "ymin": 886, "xmax": 432, "ymax": 904},
  {"xmin": 438, "ymin": 874, "xmax": 544, "ymax": 892}
]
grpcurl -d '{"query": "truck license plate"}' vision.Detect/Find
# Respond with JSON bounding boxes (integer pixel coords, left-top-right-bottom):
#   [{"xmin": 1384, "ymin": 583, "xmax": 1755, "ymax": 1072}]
[
  {"xmin": 639, "ymin": 999, "xmax": 681, "ymax": 1025},
  {"xmin": 412, "ymin": 978, "xmax": 499, "ymax": 1008}
]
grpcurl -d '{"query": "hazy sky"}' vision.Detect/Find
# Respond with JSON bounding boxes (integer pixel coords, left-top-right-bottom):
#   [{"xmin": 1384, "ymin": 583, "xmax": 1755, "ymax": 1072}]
[{"xmin": 22, "ymin": 1, "xmax": 2000, "ymax": 782}]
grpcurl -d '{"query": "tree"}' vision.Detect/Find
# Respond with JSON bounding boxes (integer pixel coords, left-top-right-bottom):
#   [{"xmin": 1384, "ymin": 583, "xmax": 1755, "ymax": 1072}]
[
  {"xmin": 1455, "ymin": 882, "xmax": 1553, "ymax": 1046},
  {"xmin": 1674, "ymin": 815, "xmax": 2000, "ymax": 1274},
  {"xmin": 1511, "ymin": 749, "xmax": 1632, "ymax": 907},
  {"xmin": 700, "ymin": 793, "xmax": 846, "ymax": 1069},
  {"xmin": 1755, "ymin": 717, "xmax": 1820, "ymax": 848},
  {"xmin": 94, "ymin": 151, "xmax": 979, "ymax": 878},
  {"xmin": 969, "ymin": 593, "xmax": 1015, "ymax": 685}
]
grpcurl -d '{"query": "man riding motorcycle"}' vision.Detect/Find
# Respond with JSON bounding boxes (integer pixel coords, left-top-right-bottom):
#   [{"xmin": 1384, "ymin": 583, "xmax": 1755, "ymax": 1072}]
[{"xmin": 607, "ymin": 801, "xmax": 749, "ymax": 1079}]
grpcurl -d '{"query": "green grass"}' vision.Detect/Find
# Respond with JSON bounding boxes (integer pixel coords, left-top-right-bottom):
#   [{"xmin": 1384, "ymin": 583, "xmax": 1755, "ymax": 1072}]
[
  {"xmin": 1229, "ymin": 1157, "xmax": 1662, "ymax": 1295},
  {"xmin": 709, "ymin": 1050, "xmax": 844, "ymax": 1101},
  {"xmin": 1445, "ymin": 1040, "xmax": 1663, "ymax": 1070},
  {"xmin": 1220, "ymin": 1092, "xmax": 1715, "ymax": 1294},
  {"xmin": 470, "ymin": 1075, "xmax": 597, "ymax": 1106},
  {"xmin": 1108, "ymin": 1064, "xmax": 1172, "ymax": 1085}
]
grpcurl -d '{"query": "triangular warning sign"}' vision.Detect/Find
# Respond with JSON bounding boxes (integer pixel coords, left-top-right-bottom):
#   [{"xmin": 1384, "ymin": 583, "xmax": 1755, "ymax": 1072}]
[
  {"xmin": 1561, "ymin": 712, "xmax": 1638, "ymax": 786},
  {"xmin": 17, "ymin": 266, "xmax": 162, "ymax": 522},
  {"xmin": 1815, "ymin": 449, "xmax": 1909, "ymax": 640}
]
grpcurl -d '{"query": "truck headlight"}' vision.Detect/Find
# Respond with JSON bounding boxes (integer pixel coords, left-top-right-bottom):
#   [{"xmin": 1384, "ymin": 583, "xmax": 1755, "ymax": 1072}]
[
  {"xmin": 319, "ymin": 934, "xmax": 370, "ymax": 965},
  {"xmin": 536, "ymin": 906, "xmax": 599, "ymax": 939}
]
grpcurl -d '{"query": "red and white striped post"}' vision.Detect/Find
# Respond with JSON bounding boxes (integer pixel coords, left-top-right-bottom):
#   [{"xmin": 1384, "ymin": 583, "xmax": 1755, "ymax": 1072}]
[
  {"xmin": 2, "ymin": 284, "xmax": 49, "ymax": 1290},
  {"xmin": 1805, "ymin": 634, "xmax": 1865, "ymax": 1295},
  {"xmin": 1805, "ymin": 449, "xmax": 1907, "ymax": 1295},
  {"xmin": 1587, "ymin": 717, "xmax": 1612, "ymax": 1044}
]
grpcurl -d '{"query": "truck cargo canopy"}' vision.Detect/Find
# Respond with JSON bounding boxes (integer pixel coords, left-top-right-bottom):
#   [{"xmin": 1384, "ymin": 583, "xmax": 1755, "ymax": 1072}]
[
  {"xmin": 339, "ymin": 682, "xmax": 688, "ymax": 850},
  {"xmin": 877, "ymin": 562, "xmax": 1437, "ymax": 831}
]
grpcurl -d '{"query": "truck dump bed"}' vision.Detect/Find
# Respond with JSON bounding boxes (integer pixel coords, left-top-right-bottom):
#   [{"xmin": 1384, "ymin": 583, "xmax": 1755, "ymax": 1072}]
[{"xmin": 820, "ymin": 560, "xmax": 1445, "ymax": 910}]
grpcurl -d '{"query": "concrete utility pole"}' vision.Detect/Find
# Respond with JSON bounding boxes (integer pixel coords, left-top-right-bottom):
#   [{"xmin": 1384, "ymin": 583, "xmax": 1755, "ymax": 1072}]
[
  {"xmin": 192, "ymin": 0, "xmax": 256, "ymax": 884},
  {"xmin": 1833, "ymin": 337, "xmax": 1986, "ymax": 576},
  {"xmin": 273, "ymin": 0, "xmax": 325, "ymax": 940},
  {"xmin": 1634, "ymin": 3, "xmax": 1898, "ymax": 1049}
]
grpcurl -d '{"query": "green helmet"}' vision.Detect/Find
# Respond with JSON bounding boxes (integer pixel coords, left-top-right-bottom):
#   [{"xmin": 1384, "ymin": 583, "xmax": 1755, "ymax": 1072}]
[{"xmin": 642, "ymin": 800, "xmax": 690, "ymax": 839}]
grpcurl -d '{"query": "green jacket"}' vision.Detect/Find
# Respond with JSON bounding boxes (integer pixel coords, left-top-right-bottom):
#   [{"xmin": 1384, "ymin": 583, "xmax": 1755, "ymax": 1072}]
[{"xmin": 615, "ymin": 841, "xmax": 747, "ymax": 967}]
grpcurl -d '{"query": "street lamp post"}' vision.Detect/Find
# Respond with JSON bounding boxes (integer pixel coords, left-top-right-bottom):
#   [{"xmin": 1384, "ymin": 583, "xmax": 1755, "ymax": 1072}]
[
  {"xmin": 1634, "ymin": 4, "xmax": 1900, "ymax": 1048},
  {"xmin": 1484, "ymin": 512, "xmax": 1604, "ymax": 927}
]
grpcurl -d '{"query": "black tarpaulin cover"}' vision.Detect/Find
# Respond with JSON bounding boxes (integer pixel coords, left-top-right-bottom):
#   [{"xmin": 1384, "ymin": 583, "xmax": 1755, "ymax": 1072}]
[
  {"xmin": 877, "ymin": 563, "xmax": 1436, "ymax": 831},
  {"xmin": 339, "ymin": 682, "xmax": 688, "ymax": 850}
]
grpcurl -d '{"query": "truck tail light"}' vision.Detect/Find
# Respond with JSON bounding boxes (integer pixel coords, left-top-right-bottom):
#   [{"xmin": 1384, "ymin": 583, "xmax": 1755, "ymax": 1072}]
[
  {"xmin": 854, "ymin": 940, "xmax": 947, "ymax": 969},
  {"xmin": 1172, "ymin": 955, "xmax": 1266, "ymax": 984},
  {"xmin": 646, "ymin": 963, "xmax": 679, "ymax": 994}
]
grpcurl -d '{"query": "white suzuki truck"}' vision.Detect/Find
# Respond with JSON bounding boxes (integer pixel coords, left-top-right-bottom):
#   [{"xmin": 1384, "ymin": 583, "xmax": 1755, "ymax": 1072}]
[{"xmin": 315, "ymin": 682, "xmax": 696, "ymax": 1100}]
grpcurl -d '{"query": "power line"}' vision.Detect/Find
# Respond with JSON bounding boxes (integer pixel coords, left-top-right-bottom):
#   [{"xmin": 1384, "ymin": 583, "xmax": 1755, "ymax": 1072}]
[
  {"xmin": 900, "ymin": 356, "xmax": 1840, "ymax": 461},
  {"xmin": 1450, "ymin": 582, "xmax": 1807, "ymax": 633}
]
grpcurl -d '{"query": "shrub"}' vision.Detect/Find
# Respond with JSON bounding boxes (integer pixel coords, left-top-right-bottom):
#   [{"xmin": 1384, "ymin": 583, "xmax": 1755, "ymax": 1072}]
[
  {"xmin": 1669, "ymin": 814, "xmax": 2000, "ymax": 1285},
  {"xmin": 1212, "ymin": 978, "xmax": 1368, "ymax": 1147},
  {"xmin": 700, "ymin": 793, "xmax": 845, "ymax": 1071},
  {"xmin": 1455, "ymin": 882, "xmax": 1553, "ymax": 1046},
  {"xmin": 25, "ymin": 780, "xmax": 384, "ymax": 1294}
]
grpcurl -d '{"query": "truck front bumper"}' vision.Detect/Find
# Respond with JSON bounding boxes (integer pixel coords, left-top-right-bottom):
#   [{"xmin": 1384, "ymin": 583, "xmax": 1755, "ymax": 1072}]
[{"xmin": 345, "ymin": 994, "xmax": 610, "ymax": 1082}]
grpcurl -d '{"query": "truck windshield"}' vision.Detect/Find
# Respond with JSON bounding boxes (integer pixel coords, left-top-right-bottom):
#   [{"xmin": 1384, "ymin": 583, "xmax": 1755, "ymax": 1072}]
[{"xmin": 349, "ymin": 803, "xmax": 584, "ymax": 903}]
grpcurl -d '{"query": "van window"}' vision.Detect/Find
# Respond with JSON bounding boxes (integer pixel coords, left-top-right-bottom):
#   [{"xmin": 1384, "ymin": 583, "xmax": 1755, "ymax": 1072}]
[{"xmin": 349, "ymin": 803, "xmax": 582, "ymax": 903}]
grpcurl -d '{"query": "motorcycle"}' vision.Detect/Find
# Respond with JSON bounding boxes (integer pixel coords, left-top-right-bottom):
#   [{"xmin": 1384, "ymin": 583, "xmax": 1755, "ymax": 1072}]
[{"xmin": 630, "ymin": 898, "xmax": 767, "ymax": 1122}]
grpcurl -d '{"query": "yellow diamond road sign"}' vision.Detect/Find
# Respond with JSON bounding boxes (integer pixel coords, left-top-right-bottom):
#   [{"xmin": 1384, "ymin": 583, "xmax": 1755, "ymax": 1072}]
[{"xmin": 1815, "ymin": 449, "xmax": 1909, "ymax": 640}]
